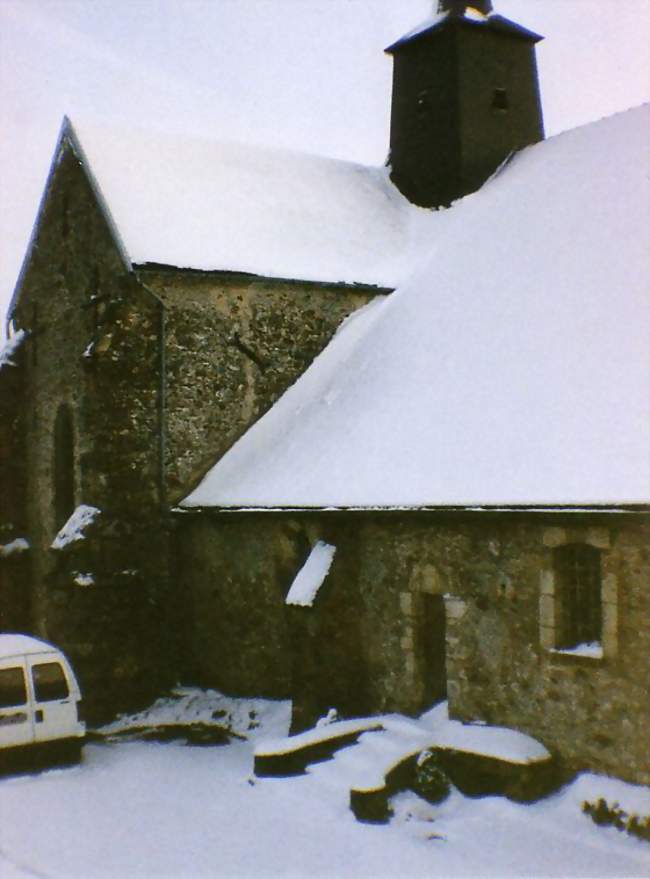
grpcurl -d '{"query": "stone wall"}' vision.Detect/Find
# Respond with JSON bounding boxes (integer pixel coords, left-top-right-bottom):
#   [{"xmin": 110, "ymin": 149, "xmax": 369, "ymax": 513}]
[
  {"xmin": 177, "ymin": 508, "xmax": 650, "ymax": 784},
  {"xmin": 175, "ymin": 512, "xmax": 370, "ymax": 728},
  {"xmin": 356, "ymin": 511, "xmax": 650, "ymax": 785},
  {"xmin": 444, "ymin": 515, "xmax": 650, "ymax": 786},
  {"xmin": 139, "ymin": 268, "xmax": 384, "ymax": 503},
  {"xmin": 0, "ymin": 342, "xmax": 31, "ymax": 631},
  {"xmin": 5, "ymin": 140, "xmax": 386, "ymax": 718},
  {"xmin": 9, "ymin": 141, "xmax": 172, "ymax": 719}
]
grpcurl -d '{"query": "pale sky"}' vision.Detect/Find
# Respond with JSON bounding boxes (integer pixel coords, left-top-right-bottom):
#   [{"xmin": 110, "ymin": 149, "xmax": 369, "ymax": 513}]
[{"xmin": 1, "ymin": 0, "xmax": 649, "ymax": 334}]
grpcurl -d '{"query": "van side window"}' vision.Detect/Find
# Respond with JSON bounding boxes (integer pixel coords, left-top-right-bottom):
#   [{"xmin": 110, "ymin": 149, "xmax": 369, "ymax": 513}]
[
  {"xmin": 32, "ymin": 663, "xmax": 69, "ymax": 702},
  {"xmin": 0, "ymin": 667, "xmax": 28, "ymax": 708}
]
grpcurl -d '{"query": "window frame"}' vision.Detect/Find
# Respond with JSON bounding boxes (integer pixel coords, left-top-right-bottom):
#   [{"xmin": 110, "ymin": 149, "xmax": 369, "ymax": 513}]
[
  {"xmin": 31, "ymin": 661, "xmax": 70, "ymax": 703},
  {"xmin": 539, "ymin": 527, "xmax": 617, "ymax": 661},
  {"xmin": 553, "ymin": 543, "xmax": 602, "ymax": 650},
  {"xmin": 0, "ymin": 666, "xmax": 28, "ymax": 709}
]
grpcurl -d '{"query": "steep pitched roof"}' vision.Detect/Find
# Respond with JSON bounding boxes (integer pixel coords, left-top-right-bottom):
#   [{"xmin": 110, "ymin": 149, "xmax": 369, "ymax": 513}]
[
  {"xmin": 20, "ymin": 119, "xmax": 441, "ymax": 296},
  {"xmin": 181, "ymin": 105, "xmax": 650, "ymax": 510}
]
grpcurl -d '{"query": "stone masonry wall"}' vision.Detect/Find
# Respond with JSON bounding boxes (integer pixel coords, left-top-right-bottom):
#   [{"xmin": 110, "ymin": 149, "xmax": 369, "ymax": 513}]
[
  {"xmin": 175, "ymin": 512, "xmax": 370, "ymax": 728},
  {"xmin": 9, "ymin": 142, "xmax": 172, "ymax": 719},
  {"xmin": 139, "ymin": 268, "xmax": 384, "ymax": 504},
  {"xmin": 0, "ymin": 341, "xmax": 31, "ymax": 630},
  {"xmin": 175, "ymin": 514, "xmax": 295, "ymax": 697},
  {"xmin": 444, "ymin": 516, "xmax": 650, "ymax": 786},
  {"xmin": 358, "ymin": 512, "xmax": 650, "ymax": 785},
  {"xmin": 178, "ymin": 509, "xmax": 650, "ymax": 785}
]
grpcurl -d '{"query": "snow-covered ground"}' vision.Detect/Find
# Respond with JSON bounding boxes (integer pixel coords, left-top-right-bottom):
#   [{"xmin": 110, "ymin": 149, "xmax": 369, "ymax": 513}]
[{"xmin": 0, "ymin": 689, "xmax": 648, "ymax": 879}]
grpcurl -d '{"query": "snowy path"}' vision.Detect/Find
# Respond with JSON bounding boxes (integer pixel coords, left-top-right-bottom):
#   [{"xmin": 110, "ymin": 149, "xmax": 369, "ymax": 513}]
[{"xmin": 0, "ymin": 692, "xmax": 649, "ymax": 878}]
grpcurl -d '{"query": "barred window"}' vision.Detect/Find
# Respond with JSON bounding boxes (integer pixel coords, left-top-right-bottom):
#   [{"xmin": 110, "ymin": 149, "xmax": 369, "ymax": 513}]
[{"xmin": 554, "ymin": 543, "xmax": 602, "ymax": 649}]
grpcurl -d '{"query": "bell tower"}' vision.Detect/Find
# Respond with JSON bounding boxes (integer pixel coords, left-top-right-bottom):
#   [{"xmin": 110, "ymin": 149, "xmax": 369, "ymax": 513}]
[{"xmin": 386, "ymin": 1, "xmax": 544, "ymax": 208}]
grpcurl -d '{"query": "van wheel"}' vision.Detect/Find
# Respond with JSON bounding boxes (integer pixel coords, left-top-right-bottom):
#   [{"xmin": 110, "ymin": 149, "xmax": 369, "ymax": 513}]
[{"xmin": 59, "ymin": 740, "xmax": 83, "ymax": 766}]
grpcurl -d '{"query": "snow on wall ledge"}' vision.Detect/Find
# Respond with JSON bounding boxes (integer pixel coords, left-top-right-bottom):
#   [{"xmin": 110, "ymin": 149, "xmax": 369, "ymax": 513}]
[
  {"xmin": 285, "ymin": 541, "xmax": 336, "ymax": 607},
  {"xmin": 0, "ymin": 329, "xmax": 27, "ymax": 369},
  {"xmin": 51, "ymin": 505, "xmax": 101, "ymax": 550},
  {"xmin": 181, "ymin": 106, "xmax": 650, "ymax": 510}
]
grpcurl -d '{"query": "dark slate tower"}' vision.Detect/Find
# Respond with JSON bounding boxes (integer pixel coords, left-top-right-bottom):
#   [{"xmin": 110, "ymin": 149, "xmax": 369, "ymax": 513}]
[{"xmin": 386, "ymin": 0, "xmax": 544, "ymax": 208}]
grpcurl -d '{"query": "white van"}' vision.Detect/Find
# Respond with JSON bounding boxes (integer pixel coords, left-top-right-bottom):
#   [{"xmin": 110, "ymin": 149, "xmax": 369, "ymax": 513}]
[{"xmin": 0, "ymin": 634, "xmax": 85, "ymax": 768}]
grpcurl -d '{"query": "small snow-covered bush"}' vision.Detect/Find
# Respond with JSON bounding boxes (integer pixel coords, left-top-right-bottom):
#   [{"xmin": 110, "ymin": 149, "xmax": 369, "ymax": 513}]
[
  {"xmin": 582, "ymin": 798, "xmax": 650, "ymax": 842},
  {"xmin": 413, "ymin": 750, "xmax": 450, "ymax": 805}
]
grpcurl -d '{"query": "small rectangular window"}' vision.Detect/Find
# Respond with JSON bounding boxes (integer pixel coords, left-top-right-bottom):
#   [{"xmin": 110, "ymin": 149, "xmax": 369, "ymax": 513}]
[
  {"xmin": 0, "ymin": 667, "xmax": 28, "ymax": 708},
  {"xmin": 554, "ymin": 544, "xmax": 602, "ymax": 649},
  {"xmin": 32, "ymin": 662, "xmax": 69, "ymax": 702},
  {"xmin": 492, "ymin": 88, "xmax": 509, "ymax": 111}
]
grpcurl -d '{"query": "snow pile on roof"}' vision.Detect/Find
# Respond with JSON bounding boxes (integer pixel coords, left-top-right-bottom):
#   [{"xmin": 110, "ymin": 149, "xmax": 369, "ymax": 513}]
[
  {"xmin": 182, "ymin": 105, "xmax": 650, "ymax": 509},
  {"xmin": 51, "ymin": 504, "xmax": 101, "ymax": 550},
  {"xmin": 0, "ymin": 538, "xmax": 30, "ymax": 557},
  {"xmin": 285, "ymin": 541, "xmax": 336, "ymax": 607},
  {"xmin": 66, "ymin": 120, "xmax": 440, "ymax": 289},
  {"xmin": 0, "ymin": 329, "xmax": 27, "ymax": 369}
]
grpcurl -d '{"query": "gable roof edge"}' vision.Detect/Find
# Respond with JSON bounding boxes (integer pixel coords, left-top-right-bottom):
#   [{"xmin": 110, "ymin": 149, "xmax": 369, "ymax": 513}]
[
  {"xmin": 6, "ymin": 116, "xmax": 132, "ymax": 331},
  {"xmin": 385, "ymin": 13, "xmax": 543, "ymax": 54}
]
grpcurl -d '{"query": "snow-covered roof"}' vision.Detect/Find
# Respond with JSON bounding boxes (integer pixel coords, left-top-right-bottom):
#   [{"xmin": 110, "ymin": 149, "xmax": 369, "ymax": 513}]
[
  {"xmin": 182, "ymin": 105, "xmax": 650, "ymax": 510},
  {"xmin": 0, "ymin": 634, "xmax": 58, "ymax": 660},
  {"xmin": 57, "ymin": 120, "xmax": 437, "ymax": 290}
]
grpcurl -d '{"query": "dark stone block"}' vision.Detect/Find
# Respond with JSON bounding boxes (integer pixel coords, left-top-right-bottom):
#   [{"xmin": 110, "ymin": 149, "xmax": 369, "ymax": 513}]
[
  {"xmin": 433, "ymin": 748, "xmax": 565, "ymax": 802},
  {"xmin": 254, "ymin": 726, "xmax": 382, "ymax": 778}
]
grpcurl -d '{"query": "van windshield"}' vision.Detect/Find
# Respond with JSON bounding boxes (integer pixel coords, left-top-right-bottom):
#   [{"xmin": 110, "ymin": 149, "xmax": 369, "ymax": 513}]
[
  {"xmin": 0, "ymin": 667, "xmax": 28, "ymax": 708},
  {"xmin": 32, "ymin": 662, "xmax": 70, "ymax": 702}
]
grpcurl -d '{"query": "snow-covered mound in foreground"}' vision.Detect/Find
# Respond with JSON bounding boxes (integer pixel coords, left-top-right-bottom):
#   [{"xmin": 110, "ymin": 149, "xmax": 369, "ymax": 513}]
[
  {"xmin": 182, "ymin": 105, "xmax": 650, "ymax": 509},
  {"xmin": 99, "ymin": 687, "xmax": 291, "ymax": 743},
  {"xmin": 1, "ymin": 693, "xmax": 649, "ymax": 879}
]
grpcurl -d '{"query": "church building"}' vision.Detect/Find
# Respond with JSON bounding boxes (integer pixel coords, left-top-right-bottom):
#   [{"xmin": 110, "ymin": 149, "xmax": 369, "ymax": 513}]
[{"xmin": 1, "ymin": 2, "xmax": 648, "ymax": 786}]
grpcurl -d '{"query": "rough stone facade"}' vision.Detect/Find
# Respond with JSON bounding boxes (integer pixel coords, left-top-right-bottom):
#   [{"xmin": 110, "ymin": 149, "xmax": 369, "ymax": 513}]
[
  {"xmin": 139, "ymin": 267, "xmax": 382, "ymax": 503},
  {"xmin": 1, "ymin": 137, "xmax": 384, "ymax": 720},
  {"xmin": 175, "ymin": 513, "xmax": 371, "ymax": 731},
  {"xmin": 176, "ymin": 509, "xmax": 650, "ymax": 784},
  {"xmin": 3, "ymin": 144, "xmax": 172, "ymax": 719},
  {"xmin": 0, "ymin": 342, "xmax": 30, "ymax": 631}
]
